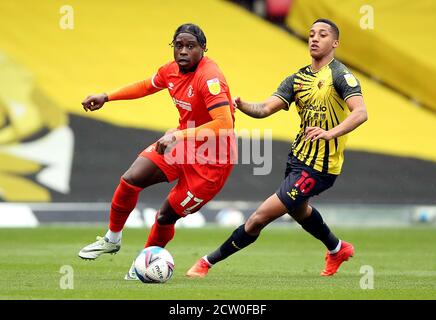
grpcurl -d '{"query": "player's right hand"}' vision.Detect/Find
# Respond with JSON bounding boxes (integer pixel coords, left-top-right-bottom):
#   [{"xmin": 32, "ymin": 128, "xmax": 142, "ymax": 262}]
[
  {"xmin": 156, "ymin": 133, "xmax": 177, "ymax": 155},
  {"xmin": 82, "ymin": 93, "xmax": 108, "ymax": 112}
]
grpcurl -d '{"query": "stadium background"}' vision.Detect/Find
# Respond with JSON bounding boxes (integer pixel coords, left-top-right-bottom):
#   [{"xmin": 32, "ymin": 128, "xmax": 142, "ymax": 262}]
[
  {"xmin": 1, "ymin": 0, "xmax": 435, "ymax": 222},
  {"xmin": 0, "ymin": 0, "xmax": 435, "ymax": 300}
]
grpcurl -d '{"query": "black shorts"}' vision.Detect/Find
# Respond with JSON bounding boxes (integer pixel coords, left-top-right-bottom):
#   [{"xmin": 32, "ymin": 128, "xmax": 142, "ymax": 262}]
[{"xmin": 276, "ymin": 154, "xmax": 337, "ymax": 213}]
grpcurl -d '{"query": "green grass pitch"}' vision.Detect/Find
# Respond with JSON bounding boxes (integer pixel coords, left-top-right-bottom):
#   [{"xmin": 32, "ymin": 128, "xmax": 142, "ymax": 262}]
[{"xmin": 1, "ymin": 225, "xmax": 435, "ymax": 299}]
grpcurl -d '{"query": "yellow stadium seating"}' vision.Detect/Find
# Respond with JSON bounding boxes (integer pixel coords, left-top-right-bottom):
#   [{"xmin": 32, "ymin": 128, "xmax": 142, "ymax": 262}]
[
  {"xmin": 287, "ymin": 0, "xmax": 436, "ymax": 112},
  {"xmin": 0, "ymin": 0, "xmax": 434, "ymax": 162}
]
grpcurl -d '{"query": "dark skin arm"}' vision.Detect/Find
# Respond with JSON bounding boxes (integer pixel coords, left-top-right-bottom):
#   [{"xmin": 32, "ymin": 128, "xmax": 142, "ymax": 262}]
[
  {"xmin": 235, "ymin": 94, "xmax": 367, "ymax": 141},
  {"xmin": 81, "ymin": 93, "xmax": 108, "ymax": 112},
  {"xmin": 234, "ymin": 96, "xmax": 287, "ymax": 118}
]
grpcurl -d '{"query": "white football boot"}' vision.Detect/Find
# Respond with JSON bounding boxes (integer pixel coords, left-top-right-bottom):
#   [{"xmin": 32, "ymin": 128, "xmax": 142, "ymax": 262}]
[
  {"xmin": 78, "ymin": 236, "xmax": 121, "ymax": 260},
  {"xmin": 124, "ymin": 260, "xmax": 139, "ymax": 281}
]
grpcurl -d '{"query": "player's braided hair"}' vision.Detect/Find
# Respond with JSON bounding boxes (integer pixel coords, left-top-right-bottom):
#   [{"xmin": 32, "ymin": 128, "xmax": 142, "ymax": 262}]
[{"xmin": 172, "ymin": 23, "xmax": 207, "ymax": 51}]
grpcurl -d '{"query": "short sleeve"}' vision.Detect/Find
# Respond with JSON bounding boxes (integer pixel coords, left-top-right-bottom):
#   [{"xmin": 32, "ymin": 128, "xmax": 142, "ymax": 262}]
[
  {"xmin": 199, "ymin": 67, "xmax": 231, "ymax": 111},
  {"xmin": 333, "ymin": 69, "xmax": 362, "ymax": 101},
  {"xmin": 273, "ymin": 75, "xmax": 295, "ymax": 111},
  {"xmin": 151, "ymin": 63, "xmax": 171, "ymax": 89}
]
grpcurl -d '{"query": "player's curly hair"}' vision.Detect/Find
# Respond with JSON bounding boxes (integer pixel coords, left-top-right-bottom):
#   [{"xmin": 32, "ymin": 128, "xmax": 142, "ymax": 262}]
[{"xmin": 172, "ymin": 23, "xmax": 207, "ymax": 51}]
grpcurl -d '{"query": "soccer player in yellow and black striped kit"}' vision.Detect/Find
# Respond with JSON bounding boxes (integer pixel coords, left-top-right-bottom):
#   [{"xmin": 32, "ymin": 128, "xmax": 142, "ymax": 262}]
[{"xmin": 187, "ymin": 19, "xmax": 368, "ymax": 277}]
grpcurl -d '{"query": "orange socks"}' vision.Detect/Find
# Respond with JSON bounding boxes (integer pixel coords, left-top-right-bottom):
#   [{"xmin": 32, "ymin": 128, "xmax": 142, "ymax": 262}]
[
  {"xmin": 145, "ymin": 214, "xmax": 175, "ymax": 248},
  {"xmin": 108, "ymin": 178, "xmax": 142, "ymax": 232}
]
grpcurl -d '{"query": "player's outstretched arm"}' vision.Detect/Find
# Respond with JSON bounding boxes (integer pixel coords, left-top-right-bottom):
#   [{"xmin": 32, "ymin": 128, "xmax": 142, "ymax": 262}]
[
  {"xmin": 81, "ymin": 78, "xmax": 163, "ymax": 112},
  {"xmin": 305, "ymin": 95, "xmax": 368, "ymax": 142},
  {"xmin": 234, "ymin": 96, "xmax": 286, "ymax": 119}
]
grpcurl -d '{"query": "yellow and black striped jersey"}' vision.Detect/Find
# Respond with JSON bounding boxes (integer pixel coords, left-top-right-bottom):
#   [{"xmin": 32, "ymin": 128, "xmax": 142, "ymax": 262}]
[{"xmin": 273, "ymin": 59, "xmax": 362, "ymax": 175}]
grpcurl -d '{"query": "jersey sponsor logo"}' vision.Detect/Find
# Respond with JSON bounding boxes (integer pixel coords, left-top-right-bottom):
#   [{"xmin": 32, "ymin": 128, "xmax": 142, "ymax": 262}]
[
  {"xmin": 305, "ymin": 104, "xmax": 327, "ymax": 112},
  {"xmin": 206, "ymin": 78, "xmax": 221, "ymax": 95},
  {"xmin": 168, "ymin": 82, "xmax": 175, "ymax": 90},
  {"xmin": 187, "ymin": 85, "xmax": 194, "ymax": 98},
  {"xmin": 344, "ymin": 73, "xmax": 358, "ymax": 87},
  {"xmin": 307, "ymin": 111, "xmax": 327, "ymax": 122},
  {"xmin": 172, "ymin": 97, "xmax": 192, "ymax": 111}
]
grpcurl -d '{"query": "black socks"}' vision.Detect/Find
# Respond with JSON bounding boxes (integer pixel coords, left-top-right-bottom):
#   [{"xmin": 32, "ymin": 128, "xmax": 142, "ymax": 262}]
[
  {"xmin": 207, "ymin": 224, "xmax": 258, "ymax": 265},
  {"xmin": 300, "ymin": 206, "xmax": 339, "ymax": 251},
  {"xmin": 206, "ymin": 207, "xmax": 338, "ymax": 266}
]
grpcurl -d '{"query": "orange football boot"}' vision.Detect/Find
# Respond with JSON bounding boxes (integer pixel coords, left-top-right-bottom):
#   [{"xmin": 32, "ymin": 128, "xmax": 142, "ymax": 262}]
[
  {"xmin": 321, "ymin": 241, "xmax": 354, "ymax": 276},
  {"xmin": 186, "ymin": 258, "xmax": 211, "ymax": 278}
]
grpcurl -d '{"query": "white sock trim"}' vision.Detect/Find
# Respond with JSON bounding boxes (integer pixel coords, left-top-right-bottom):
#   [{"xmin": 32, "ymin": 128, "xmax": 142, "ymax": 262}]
[
  {"xmin": 105, "ymin": 230, "xmax": 122, "ymax": 243},
  {"xmin": 329, "ymin": 240, "xmax": 342, "ymax": 254},
  {"xmin": 202, "ymin": 255, "xmax": 213, "ymax": 267}
]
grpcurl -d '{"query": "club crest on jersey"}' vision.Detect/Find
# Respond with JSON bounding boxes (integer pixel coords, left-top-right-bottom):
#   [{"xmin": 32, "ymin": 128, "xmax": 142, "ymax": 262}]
[
  {"xmin": 187, "ymin": 85, "xmax": 194, "ymax": 98},
  {"xmin": 344, "ymin": 74, "xmax": 358, "ymax": 87},
  {"xmin": 317, "ymin": 80, "xmax": 325, "ymax": 89},
  {"xmin": 206, "ymin": 78, "xmax": 221, "ymax": 95}
]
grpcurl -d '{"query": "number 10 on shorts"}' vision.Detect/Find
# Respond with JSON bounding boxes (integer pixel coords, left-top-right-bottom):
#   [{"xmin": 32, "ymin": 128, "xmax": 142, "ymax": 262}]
[{"xmin": 180, "ymin": 191, "xmax": 204, "ymax": 214}]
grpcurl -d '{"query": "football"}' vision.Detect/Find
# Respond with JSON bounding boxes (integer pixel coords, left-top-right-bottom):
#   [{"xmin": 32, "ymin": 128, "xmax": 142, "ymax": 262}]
[{"xmin": 134, "ymin": 246, "xmax": 175, "ymax": 283}]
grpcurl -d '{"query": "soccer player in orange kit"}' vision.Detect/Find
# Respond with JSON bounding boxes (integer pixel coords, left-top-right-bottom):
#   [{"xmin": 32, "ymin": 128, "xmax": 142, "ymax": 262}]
[{"xmin": 78, "ymin": 23, "xmax": 236, "ymax": 280}]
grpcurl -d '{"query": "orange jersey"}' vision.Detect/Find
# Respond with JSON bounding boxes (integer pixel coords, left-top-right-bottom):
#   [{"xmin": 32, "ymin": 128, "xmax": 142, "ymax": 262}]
[
  {"xmin": 152, "ymin": 56, "xmax": 234, "ymax": 130},
  {"xmin": 152, "ymin": 57, "xmax": 236, "ymax": 165},
  {"xmin": 107, "ymin": 57, "xmax": 236, "ymax": 165}
]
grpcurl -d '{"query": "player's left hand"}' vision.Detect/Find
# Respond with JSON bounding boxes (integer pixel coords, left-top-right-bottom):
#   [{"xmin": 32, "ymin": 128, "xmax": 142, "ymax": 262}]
[
  {"xmin": 232, "ymin": 96, "xmax": 242, "ymax": 112},
  {"xmin": 305, "ymin": 127, "xmax": 333, "ymax": 142},
  {"xmin": 156, "ymin": 133, "xmax": 177, "ymax": 154}
]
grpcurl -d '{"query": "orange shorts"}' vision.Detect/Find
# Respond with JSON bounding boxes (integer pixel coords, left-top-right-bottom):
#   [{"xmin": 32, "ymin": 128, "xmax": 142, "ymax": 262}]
[{"xmin": 140, "ymin": 144, "xmax": 233, "ymax": 216}]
